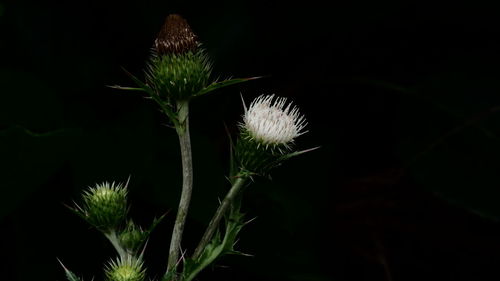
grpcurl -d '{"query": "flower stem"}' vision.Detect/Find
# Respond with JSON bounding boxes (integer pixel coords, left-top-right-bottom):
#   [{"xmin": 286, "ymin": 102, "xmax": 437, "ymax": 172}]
[
  {"xmin": 167, "ymin": 101, "xmax": 194, "ymax": 274},
  {"xmin": 105, "ymin": 230, "xmax": 128, "ymax": 261},
  {"xmin": 192, "ymin": 176, "xmax": 247, "ymax": 260}
]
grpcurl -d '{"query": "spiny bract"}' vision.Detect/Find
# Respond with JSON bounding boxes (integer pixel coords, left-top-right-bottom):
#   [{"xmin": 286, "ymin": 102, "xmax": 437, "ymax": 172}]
[
  {"xmin": 146, "ymin": 50, "xmax": 212, "ymax": 101},
  {"xmin": 105, "ymin": 256, "xmax": 145, "ymax": 281},
  {"xmin": 76, "ymin": 181, "xmax": 128, "ymax": 232}
]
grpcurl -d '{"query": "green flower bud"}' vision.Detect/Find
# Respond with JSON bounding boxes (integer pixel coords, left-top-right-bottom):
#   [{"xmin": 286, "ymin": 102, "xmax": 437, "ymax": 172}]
[
  {"xmin": 146, "ymin": 14, "xmax": 212, "ymax": 101},
  {"xmin": 119, "ymin": 221, "xmax": 147, "ymax": 253},
  {"xmin": 105, "ymin": 256, "xmax": 145, "ymax": 281},
  {"xmin": 75, "ymin": 181, "xmax": 128, "ymax": 232}
]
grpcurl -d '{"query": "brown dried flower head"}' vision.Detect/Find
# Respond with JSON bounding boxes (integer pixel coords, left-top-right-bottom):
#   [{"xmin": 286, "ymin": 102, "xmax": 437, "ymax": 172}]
[{"xmin": 154, "ymin": 14, "xmax": 199, "ymax": 55}]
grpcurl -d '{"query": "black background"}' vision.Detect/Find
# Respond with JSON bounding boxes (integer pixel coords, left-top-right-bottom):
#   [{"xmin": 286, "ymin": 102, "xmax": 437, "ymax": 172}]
[{"xmin": 2, "ymin": 1, "xmax": 500, "ymax": 280}]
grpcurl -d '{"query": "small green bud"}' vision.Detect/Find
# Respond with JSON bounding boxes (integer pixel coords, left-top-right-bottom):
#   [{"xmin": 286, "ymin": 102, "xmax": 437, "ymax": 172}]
[
  {"xmin": 105, "ymin": 256, "xmax": 145, "ymax": 281},
  {"xmin": 74, "ymin": 181, "xmax": 128, "ymax": 232},
  {"xmin": 119, "ymin": 221, "xmax": 147, "ymax": 252}
]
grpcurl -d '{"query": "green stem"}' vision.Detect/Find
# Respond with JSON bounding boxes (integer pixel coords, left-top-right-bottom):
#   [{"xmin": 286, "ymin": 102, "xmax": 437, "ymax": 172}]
[
  {"xmin": 167, "ymin": 101, "xmax": 194, "ymax": 274},
  {"xmin": 105, "ymin": 230, "xmax": 128, "ymax": 261},
  {"xmin": 192, "ymin": 176, "xmax": 247, "ymax": 260}
]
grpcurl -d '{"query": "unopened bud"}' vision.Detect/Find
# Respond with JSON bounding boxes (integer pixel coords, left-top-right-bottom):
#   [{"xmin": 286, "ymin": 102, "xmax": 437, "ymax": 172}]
[
  {"xmin": 74, "ymin": 181, "xmax": 128, "ymax": 232},
  {"xmin": 105, "ymin": 256, "xmax": 145, "ymax": 281}
]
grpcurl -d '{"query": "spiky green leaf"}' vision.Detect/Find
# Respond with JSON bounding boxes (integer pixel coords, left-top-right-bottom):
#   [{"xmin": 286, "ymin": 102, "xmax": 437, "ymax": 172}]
[
  {"xmin": 58, "ymin": 259, "xmax": 84, "ymax": 281},
  {"xmin": 194, "ymin": 77, "xmax": 262, "ymax": 97},
  {"xmin": 182, "ymin": 197, "xmax": 250, "ymax": 281},
  {"xmin": 107, "ymin": 85, "xmax": 149, "ymax": 93},
  {"xmin": 119, "ymin": 68, "xmax": 179, "ymax": 127},
  {"xmin": 277, "ymin": 146, "xmax": 320, "ymax": 162},
  {"xmin": 121, "ymin": 68, "xmax": 156, "ymax": 97}
]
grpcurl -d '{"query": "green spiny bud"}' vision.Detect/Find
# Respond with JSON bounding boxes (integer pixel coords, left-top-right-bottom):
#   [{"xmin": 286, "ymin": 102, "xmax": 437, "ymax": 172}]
[
  {"xmin": 105, "ymin": 256, "xmax": 145, "ymax": 281},
  {"xmin": 74, "ymin": 181, "xmax": 128, "ymax": 232},
  {"xmin": 119, "ymin": 221, "xmax": 147, "ymax": 253},
  {"xmin": 146, "ymin": 50, "xmax": 212, "ymax": 101}
]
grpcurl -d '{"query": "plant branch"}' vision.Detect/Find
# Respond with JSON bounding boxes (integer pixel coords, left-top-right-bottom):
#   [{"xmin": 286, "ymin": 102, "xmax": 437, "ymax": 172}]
[
  {"xmin": 192, "ymin": 176, "xmax": 247, "ymax": 260},
  {"xmin": 167, "ymin": 100, "xmax": 194, "ymax": 274}
]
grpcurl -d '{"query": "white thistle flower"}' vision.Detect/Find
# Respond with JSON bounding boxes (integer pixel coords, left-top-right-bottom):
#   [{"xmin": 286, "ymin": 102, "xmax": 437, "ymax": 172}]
[{"xmin": 243, "ymin": 94, "xmax": 307, "ymax": 148}]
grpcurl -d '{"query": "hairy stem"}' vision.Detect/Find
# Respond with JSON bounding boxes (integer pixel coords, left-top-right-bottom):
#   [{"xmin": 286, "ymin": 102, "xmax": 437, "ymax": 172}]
[
  {"xmin": 167, "ymin": 101, "xmax": 194, "ymax": 274},
  {"xmin": 192, "ymin": 176, "xmax": 247, "ymax": 260}
]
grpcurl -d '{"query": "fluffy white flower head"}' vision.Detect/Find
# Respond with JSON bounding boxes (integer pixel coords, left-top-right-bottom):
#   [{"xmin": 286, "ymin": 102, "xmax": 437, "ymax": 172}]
[{"xmin": 243, "ymin": 94, "xmax": 307, "ymax": 147}]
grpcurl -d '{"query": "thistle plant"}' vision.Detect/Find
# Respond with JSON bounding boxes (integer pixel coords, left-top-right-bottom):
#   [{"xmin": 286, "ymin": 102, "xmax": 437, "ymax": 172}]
[{"xmin": 59, "ymin": 14, "xmax": 316, "ymax": 281}]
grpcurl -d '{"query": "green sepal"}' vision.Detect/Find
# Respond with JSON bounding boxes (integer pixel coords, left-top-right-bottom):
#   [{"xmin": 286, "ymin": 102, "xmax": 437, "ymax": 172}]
[
  {"xmin": 194, "ymin": 76, "xmax": 262, "ymax": 97},
  {"xmin": 235, "ymin": 132, "xmax": 283, "ymax": 176}
]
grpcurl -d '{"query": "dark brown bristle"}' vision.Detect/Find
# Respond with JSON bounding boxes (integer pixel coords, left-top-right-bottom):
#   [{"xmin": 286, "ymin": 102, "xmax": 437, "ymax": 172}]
[{"xmin": 154, "ymin": 14, "xmax": 199, "ymax": 55}]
